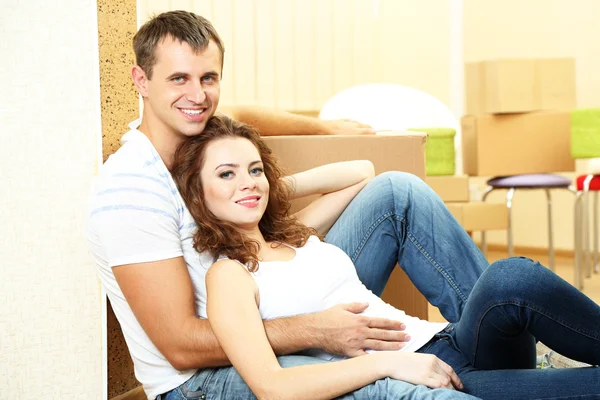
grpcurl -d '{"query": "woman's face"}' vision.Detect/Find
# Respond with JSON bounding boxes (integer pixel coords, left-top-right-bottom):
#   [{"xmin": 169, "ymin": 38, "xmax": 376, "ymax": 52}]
[{"xmin": 200, "ymin": 137, "xmax": 269, "ymax": 231}]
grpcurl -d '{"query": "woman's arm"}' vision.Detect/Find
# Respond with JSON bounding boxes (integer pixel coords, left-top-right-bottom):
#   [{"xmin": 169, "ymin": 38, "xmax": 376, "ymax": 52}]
[
  {"xmin": 207, "ymin": 260, "xmax": 463, "ymax": 399},
  {"xmin": 206, "ymin": 260, "xmax": 386, "ymax": 400},
  {"xmin": 285, "ymin": 160, "xmax": 375, "ymax": 234}
]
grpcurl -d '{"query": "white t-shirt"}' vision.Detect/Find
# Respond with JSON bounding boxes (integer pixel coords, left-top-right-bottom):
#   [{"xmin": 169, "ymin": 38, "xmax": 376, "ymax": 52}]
[
  {"xmin": 214, "ymin": 236, "xmax": 448, "ymax": 360},
  {"xmin": 87, "ymin": 121, "xmax": 215, "ymax": 399}
]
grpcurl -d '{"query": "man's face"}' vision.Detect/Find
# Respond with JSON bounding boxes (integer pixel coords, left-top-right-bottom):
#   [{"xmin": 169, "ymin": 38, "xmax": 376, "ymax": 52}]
[{"xmin": 142, "ymin": 37, "xmax": 222, "ymax": 140}]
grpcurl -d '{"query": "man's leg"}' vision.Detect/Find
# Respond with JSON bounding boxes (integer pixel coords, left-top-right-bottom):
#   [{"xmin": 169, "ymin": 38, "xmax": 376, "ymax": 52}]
[
  {"xmin": 325, "ymin": 172, "xmax": 488, "ymax": 322},
  {"xmin": 339, "ymin": 377, "xmax": 479, "ymax": 400}
]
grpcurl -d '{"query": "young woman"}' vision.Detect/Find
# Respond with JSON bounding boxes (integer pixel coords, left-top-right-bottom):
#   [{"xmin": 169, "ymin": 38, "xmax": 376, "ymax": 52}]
[{"xmin": 171, "ymin": 115, "xmax": 600, "ymax": 400}]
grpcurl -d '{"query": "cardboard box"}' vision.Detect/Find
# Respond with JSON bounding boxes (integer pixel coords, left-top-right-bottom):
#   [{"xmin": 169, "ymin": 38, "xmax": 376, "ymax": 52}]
[
  {"xmin": 465, "ymin": 58, "xmax": 576, "ymax": 115},
  {"xmin": 462, "ymin": 111, "xmax": 575, "ymax": 176},
  {"xmin": 446, "ymin": 202, "xmax": 508, "ymax": 232},
  {"xmin": 264, "ymin": 132, "xmax": 427, "ymax": 211},
  {"xmin": 426, "ymin": 175, "xmax": 470, "ymax": 202},
  {"xmin": 264, "ymin": 132, "xmax": 428, "ymax": 319}
]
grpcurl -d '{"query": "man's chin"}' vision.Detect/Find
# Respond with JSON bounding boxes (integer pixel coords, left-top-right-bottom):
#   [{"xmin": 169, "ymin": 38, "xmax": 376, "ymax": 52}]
[{"xmin": 179, "ymin": 123, "xmax": 208, "ymax": 137}]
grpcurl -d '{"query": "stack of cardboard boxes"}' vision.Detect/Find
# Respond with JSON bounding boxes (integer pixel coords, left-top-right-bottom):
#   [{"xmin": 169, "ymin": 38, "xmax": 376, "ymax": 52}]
[
  {"xmin": 462, "ymin": 58, "xmax": 576, "ymax": 176},
  {"xmin": 428, "ymin": 58, "xmax": 577, "ymax": 234}
]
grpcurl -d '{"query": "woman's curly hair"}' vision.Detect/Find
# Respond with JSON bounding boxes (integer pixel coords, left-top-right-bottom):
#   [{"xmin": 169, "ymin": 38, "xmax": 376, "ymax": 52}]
[{"xmin": 171, "ymin": 115, "xmax": 318, "ymax": 271}]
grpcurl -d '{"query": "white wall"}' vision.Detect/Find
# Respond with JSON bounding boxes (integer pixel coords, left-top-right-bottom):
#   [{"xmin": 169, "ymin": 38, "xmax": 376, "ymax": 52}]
[
  {"xmin": 0, "ymin": 0, "xmax": 103, "ymax": 398},
  {"xmin": 139, "ymin": 0, "xmax": 454, "ymax": 110}
]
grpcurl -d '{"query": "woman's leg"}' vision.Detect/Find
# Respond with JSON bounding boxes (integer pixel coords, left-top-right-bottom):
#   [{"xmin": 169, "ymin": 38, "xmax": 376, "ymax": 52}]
[
  {"xmin": 325, "ymin": 171, "xmax": 489, "ymax": 322},
  {"xmin": 455, "ymin": 257, "xmax": 600, "ymax": 369},
  {"xmin": 420, "ymin": 330, "xmax": 600, "ymax": 400}
]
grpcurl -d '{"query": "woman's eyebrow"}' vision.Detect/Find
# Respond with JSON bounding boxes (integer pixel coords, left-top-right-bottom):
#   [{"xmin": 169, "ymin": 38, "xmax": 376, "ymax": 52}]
[{"xmin": 215, "ymin": 163, "xmax": 238, "ymax": 170}]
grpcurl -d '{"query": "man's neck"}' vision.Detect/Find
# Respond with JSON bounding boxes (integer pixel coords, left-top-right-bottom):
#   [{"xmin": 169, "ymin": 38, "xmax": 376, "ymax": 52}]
[{"xmin": 137, "ymin": 116, "xmax": 182, "ymax": 170}]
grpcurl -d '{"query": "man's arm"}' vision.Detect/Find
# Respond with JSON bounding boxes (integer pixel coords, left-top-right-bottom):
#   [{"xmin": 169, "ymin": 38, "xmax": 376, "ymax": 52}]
[
  {"xmin": 218, "ymin": 105, "xmax": 375, "ymax": 136},
  {"xmin": 113, "ymin": 256, "xmax": 407, "ymax": 371}
]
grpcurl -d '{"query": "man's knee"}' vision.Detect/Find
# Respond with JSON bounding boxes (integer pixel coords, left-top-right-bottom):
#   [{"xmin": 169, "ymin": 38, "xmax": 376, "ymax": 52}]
[{"xmin": 372, "ymin": 171, "xmax": 423, "ymax": 187}]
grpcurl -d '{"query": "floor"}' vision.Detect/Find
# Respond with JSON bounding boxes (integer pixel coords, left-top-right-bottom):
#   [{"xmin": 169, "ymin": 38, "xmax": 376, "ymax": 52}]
[{"xmin": 428, "ymin": 249, "xmax": 600, "ymax": 323}]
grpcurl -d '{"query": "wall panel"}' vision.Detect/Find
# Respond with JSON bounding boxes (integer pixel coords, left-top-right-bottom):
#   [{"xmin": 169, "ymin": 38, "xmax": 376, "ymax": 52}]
[
  {"xmin": 352, "ymin": 0, "xmax": 375, "ymax": 87},
  {"xmin": 273, "ymin": 0, "xmax": 296, "ymax": 110},
  {"xmin": 232, "ymin": 0, "xmax": 257, "ymax": 104},
  {"xmin": 313, "ymin": 0, "xmax": 335, "ymax": 108},
  {"xmin": 294, "ymin": 0, "xmax": 316, "ymax": 110},
  {"xmin": 255, "ymin": 0, "xmax": 277, "ymax": 107},
  {"xmin": 332, "ymin": 0, "xmax": 354, "ymax": 95}
]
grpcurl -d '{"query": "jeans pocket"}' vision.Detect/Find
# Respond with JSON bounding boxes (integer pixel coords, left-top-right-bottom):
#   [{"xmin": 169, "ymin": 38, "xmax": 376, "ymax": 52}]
[
  {"xmin": 180, "ymin": 386, "xmax": 207, "ymax": 400},
  {"xmin": 178, "ymin": 369, "xmax": 217, "ymax": 400}
]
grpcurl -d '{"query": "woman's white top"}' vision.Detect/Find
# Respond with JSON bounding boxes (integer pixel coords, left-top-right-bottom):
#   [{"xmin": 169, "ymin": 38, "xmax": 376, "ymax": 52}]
[{"xmin": 214, "ymin": 236, "xmax": 447, "ymax": 360}]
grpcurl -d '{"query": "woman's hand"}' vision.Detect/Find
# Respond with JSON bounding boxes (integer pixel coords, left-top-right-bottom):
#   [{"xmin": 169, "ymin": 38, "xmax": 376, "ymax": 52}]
[{"xmin": 375, "ymin": 352, "xmax": 464, "ymax": 390}]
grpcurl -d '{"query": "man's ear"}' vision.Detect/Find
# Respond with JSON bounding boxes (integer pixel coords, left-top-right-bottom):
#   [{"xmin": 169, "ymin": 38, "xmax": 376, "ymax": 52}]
[{"xmin": 132, "ymin": 65, "xmax": 149, "ymax": 97}]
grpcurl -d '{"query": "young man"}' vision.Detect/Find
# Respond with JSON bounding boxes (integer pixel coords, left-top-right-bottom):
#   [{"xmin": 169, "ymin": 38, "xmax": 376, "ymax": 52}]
[{"xmin": 87, "ymin": 10, "xmax": 487, "ymax": 399}]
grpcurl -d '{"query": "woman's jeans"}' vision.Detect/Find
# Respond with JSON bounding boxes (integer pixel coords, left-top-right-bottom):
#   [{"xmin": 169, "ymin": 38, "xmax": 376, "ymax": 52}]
[
  {"xmin": 161, "ymin": 172, "xmax": 598, "ymax": 399},
  {"xmin": 417, "ymin": 258, "xmax": 600, "ymax": 399}
]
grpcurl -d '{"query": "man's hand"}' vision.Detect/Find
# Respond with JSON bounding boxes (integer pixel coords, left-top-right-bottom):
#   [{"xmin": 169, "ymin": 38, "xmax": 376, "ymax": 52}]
[
  {"xmin": 325, "ymin": 119, "xmax": 376, "ymax": 135},
  {"xmin": 312, "ymin": 302, "xmax": 409, "ymax": 357}
]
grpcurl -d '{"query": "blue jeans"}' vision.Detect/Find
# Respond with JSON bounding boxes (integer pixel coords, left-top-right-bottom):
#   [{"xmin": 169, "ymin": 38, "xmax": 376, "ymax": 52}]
[
  {"xmin": 417, "ymin": 258, "xmax": 600, "ymax": 399},
  {"xmin": 161, "ymin": 172, "xmax": 594, "ymax": 399},
  {"xmin": 160, "ymin": 355, "xmax": 475, "ymax": 399}
]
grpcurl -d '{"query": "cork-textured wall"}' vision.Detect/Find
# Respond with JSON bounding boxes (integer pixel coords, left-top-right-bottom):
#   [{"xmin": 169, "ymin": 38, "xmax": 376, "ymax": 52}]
[
  {"xmin": 98, "ymin": 0, "xmax": 138, "ymax": 162},
  {"xmin": 97, "ymin": 0, "xmax": 140, "ymax": 397}
]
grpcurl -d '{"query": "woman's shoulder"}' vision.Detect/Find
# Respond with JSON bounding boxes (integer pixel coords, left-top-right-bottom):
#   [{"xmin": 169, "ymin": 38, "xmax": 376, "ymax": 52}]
[
  {"xmin": 306, "ymin": 235, "xmax": 322, "ymax": 245},
  {"xmin": 212, "ymin": 256, "xmax": 250, "ymax": 272}
]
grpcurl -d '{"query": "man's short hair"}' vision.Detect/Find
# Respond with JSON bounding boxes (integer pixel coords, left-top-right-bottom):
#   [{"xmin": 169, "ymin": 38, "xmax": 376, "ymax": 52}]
[{"xmin": 133, "ymin": 10, "xmax": 225, "ymax": 79}]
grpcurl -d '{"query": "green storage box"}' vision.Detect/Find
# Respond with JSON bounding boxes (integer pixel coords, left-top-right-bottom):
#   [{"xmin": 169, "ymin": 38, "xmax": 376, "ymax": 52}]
[
  {"xmin": 571, "ymin": 108, "xmax": 600, "ymax": 159},
  {"xmin": 410, "ymin": 127, "xmax": 456, "ymax": 176}
]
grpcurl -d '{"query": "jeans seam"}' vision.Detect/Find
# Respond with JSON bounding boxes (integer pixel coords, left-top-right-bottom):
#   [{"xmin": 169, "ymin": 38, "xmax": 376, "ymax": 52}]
[
  {"xmin": 347, "ymin": 206, "xmax": 470, "ymax": 308},
  {"xmin": 406, "ymin": 229, "xmax": 468, "ymax": 303},
  {"xmin": 471, "ymin": 300, "xmax": 600, "ymax": 364},
  {"xmin": 348, "ymin": 211, "xmax": 396, "ymax": 263}
]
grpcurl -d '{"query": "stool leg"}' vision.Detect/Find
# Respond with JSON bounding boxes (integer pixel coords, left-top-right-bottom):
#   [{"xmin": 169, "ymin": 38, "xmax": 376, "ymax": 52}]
[
  {"xmin": 506, "ymin": 188, "xmax": 516, "ymax": 257},
  {"xmin": 595, "ymin": 191, "xmax": 599, "ymax": 274},
  {"xmin": 584, "ymin": 175, "xmax": 593, "ymax": 278},
  {"xmin": 545, "ymin": 189, "xmax": 555, "ymax": 272},
  {"xmin": 481, "ymin": 187, "xmax": 495, "ymax": 259},
  {"xmin": 574, "ymin": 192, "xmax": 583, "ymax": 289}
]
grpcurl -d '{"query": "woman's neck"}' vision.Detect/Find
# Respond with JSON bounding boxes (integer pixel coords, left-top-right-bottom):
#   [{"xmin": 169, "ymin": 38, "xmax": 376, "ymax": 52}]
[
  {"xmin": 242, "ymin": 226, "xmax": 268, "ymax": 247},
  {"xmin": 242, "ymin": 227, "xmax": 295, "ymax": 262}
]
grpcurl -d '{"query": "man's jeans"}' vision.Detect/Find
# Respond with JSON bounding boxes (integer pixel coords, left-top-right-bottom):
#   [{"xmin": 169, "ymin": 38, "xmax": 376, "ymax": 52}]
[{"xmin": 160, "ymin": 172, "xmax": 593, "ymax": 399}]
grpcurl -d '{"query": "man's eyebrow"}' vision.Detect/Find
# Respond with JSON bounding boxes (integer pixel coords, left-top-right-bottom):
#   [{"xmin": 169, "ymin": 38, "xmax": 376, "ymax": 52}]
[
  {"xmin": 203, "ymin": 71, "xmax": 220, "ymax": 78},
  {"xmin": 165, "ymin": 71, "xmax": 189, "ymax": 80}
]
